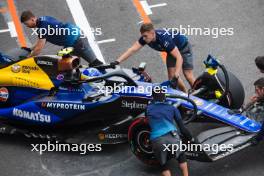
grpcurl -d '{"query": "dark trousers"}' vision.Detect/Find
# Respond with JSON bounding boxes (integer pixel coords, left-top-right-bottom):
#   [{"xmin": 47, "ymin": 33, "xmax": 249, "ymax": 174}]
[{"xmin": 72, "ymin": 37, "xmax": 97, "ymax": 64}]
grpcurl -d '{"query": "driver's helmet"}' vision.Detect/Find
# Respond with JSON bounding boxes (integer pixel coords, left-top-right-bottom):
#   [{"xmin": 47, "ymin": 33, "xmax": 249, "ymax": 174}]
[
  {"xmin": 81, "ymin": 67, "xmax": 102, "ymax": 80},
  {"xmin": 57, "ymin": 47, "xmax": 74, "ymax": 58}
]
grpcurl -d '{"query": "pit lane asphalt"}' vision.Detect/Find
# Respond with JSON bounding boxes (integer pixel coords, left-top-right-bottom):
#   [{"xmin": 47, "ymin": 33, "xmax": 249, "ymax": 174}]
[{"xmin": 0, "ymin": 0, "xmax": 264, "ymax": 175}]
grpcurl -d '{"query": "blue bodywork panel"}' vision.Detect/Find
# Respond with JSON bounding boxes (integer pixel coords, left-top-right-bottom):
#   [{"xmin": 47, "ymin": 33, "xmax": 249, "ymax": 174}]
[{"xmin": 0, "ymin": 78, "xmax": 260, "ymax": 133}]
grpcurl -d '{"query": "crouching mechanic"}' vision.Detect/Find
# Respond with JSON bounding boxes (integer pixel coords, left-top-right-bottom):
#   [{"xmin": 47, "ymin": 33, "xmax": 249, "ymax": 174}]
[
  {"xmin": 247, "ymin": 78, "xmax": 264, "ymax": 144},
  {"xmin": 20, "ymin": 10, "xmax": 103, "ymax": 67},
  {"xmin": 112, "ymin": 23, "xmax": 195, "ymax": 92},
  {"xmin": 146, "ymin": 86, "xmax": 193, "ymax": 176}
]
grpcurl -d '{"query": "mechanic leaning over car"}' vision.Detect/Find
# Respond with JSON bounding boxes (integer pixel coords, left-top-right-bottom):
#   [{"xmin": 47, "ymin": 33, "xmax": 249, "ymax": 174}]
[
  {"xmin": 112, "ymin": 23, "xmax": 195, "ymax": 92},
  {"xmin": 146, "ymin": 86, "xmax": 193, "ymax": 176},
  {"xmin": 247, "ymin": 78, "xmax": 264, "ymax": 144},
  {"xmin": 20, "ymin": 10, "xmax": 103, "ymax": 67}
]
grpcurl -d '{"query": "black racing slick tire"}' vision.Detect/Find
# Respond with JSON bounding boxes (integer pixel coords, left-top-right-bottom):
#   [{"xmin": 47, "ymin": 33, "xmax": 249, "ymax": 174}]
[
  {"xmin": 193, "ymin": 70, "xmax": 245, "ymax": 109},
  {"xmin": 128, "ymin": 117, "xmax": 158, "ymax": 166}
]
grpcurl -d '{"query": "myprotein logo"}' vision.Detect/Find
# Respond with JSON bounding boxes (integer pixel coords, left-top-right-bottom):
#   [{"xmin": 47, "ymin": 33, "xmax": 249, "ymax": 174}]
[
  {"xmin": 13, "ymin": 108, "xmax": 51, "ymax": 123},
  {"xmin": 42, "ymin": 102, "xmax": 85, "ymax": 110},
  {"xmin": 121, "ymin": 100, "xmax": 147, "ymax": 110}
]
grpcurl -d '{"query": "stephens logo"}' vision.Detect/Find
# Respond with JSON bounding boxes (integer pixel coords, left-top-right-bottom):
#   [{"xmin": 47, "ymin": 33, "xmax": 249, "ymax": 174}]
[
  {"xmin": 0, "ymin": 87, "xmax": 9, "ymax": 102},
  {"xmin": 121, "ymin": 100, "xmax": 147, "ymax": 110},
  {"xmin": 13, "ymin": 108, "xmax": 51, "ymax": 123},
  {"xmin": 42, "ymin": 102, "xmax": 85, "ymax": 110}
]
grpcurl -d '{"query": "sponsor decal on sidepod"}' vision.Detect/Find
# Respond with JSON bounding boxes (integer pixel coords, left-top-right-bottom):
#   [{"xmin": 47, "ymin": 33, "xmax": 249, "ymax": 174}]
[{"xmin": 13, "ymin": 108, "xmax": 51, "ymax": 123}]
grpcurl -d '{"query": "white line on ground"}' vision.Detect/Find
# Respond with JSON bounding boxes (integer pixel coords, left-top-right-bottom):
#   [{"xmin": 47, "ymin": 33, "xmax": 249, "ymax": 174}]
[
  {"xmin": 7, "ymin": 21, "xmax": 17, "ymax": 37},
  {"xmin": 140, "ymin": 1, "xmax": 167, "ymax": 15},
  {"xmin": 66, "ymin": 0, "xmax": 105, "ymax": 63},
  {"xmin": 149, "ymin": 3, "xmax": 167, "ymax": 8},
  {"xmin": 140, "ymin": 1, "xmax": 152, "ymax": 15},
  {"xmin": 0, "ymin": 29, "xmax": 9, "ymax": 33},
  {"xmin": 97, "ymin": 38, "xmax": 116, "ymax": 44}
]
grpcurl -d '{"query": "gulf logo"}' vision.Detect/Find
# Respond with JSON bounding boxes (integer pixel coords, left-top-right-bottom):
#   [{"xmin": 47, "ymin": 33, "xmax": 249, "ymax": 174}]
[{"xmin": 0, "ymin": 87, "xmax": 9, "ymax": 102}]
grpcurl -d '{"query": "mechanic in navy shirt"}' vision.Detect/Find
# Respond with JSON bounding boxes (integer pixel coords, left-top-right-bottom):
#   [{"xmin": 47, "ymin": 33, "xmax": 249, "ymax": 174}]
[
  {"xmin": 20, "ymin": 10, "xmax": 102, "ymax": 67},
  {"xmin": 113, "ymin": 23, "xmax": 195, "ymax": 92},
  {"xmin": 146, "ymin": 86, "xmax": 192, "ymax": 176}
]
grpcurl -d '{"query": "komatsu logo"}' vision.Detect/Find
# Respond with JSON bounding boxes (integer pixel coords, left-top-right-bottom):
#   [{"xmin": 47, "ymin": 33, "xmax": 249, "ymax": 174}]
[
  {"xmin": 13, "ymin": 108, "xmax": 51, "ymax": 123},
  {"xmin": 43, "ymin": 102, "xmax": 85, "ymax": 110}
]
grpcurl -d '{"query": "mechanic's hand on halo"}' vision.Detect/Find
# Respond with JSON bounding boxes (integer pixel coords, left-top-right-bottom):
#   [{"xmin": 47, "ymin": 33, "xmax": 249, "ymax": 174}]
[
  {"xmin": 110, "ymin": 60, "xmax": 120, "ymax": 68},
  {"xmin": 170, "ymin": 76, "xmax": 179, "ymax": 89}
]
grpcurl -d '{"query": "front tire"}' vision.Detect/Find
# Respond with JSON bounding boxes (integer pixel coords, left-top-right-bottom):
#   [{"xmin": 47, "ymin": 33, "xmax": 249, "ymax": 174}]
[{"xmin": 128, "ymin": 117, "xmax": 158, "ymax": 166}]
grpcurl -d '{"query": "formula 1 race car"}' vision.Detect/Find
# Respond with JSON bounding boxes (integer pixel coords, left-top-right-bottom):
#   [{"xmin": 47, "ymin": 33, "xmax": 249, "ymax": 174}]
[
  {"xmin": 0, "ymin": 47, "xmax": 258, "ymax": 152},
  {"xmin": 128, "ymin": 56, "xmax": 262, "ymax": 163},
  {"xmin": 0, "ymin": 47, "xmax": 152, "ymax": 144}
]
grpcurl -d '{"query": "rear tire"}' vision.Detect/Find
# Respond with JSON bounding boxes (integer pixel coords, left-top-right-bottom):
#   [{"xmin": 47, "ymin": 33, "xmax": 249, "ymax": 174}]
[{"xmin": 193, "ymin": 70, "xmax": 245, "ymax": 109}]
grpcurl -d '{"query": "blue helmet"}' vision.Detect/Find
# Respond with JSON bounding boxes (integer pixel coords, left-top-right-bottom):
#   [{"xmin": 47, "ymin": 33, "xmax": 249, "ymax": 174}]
[{"xmin": 81, "ymin": 68, "xmax": 102, "ymax": 80}]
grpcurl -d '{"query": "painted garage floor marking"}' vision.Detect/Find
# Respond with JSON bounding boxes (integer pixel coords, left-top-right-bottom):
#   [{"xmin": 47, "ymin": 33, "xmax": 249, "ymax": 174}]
[
  {"xmin": 140, "ymin": 0, "xmax": 167, "ymax": 15},
  {"xmin": 66, "ymin": 0, "xmax": 116, "ymax": 63},
  {"xmin": 66, "ymin": 0, "xmax": 105, "ymax": 63},
  {"xmin": 6, "ymin": 0, "xmax": 27, "ymax": 47},
  {"xmin": 132, "ymin": 0, "xmax": 167, "ymax": 61},
  {"xmin": 0, "ymin": 0, "xmax": 29, "ymax": 47},
  {"xmin": 97, "ymin": 38, "xmax": 116, "ymax": 44}
]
